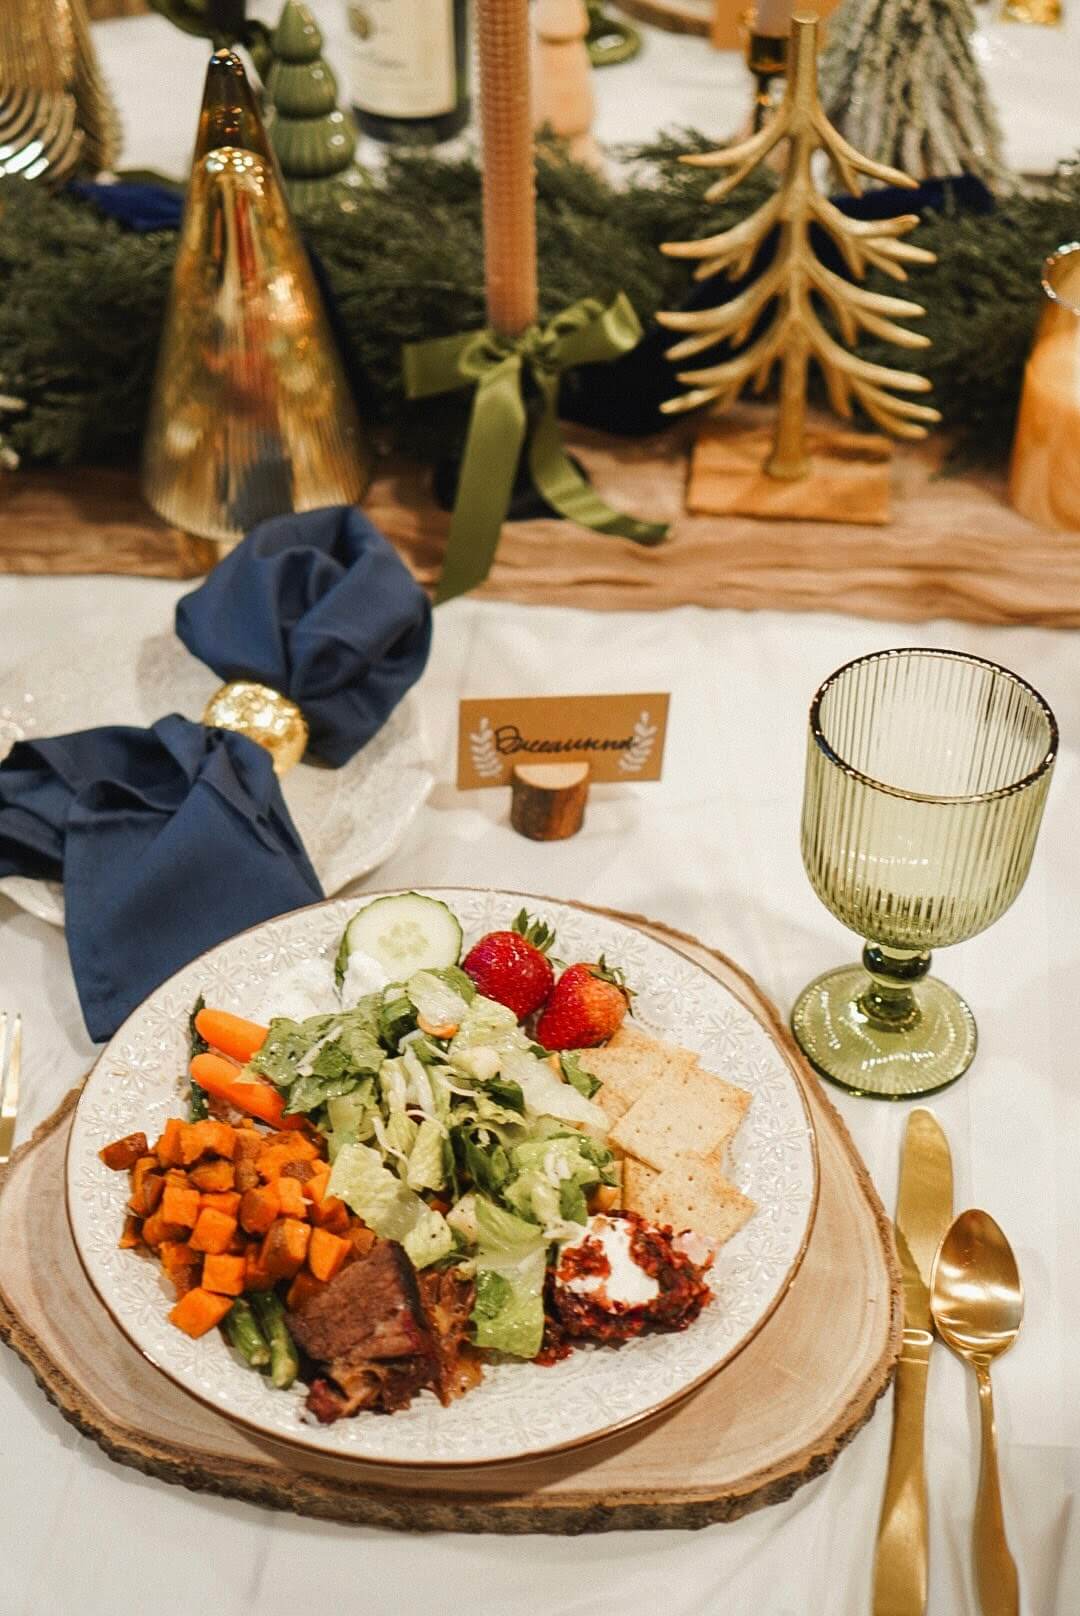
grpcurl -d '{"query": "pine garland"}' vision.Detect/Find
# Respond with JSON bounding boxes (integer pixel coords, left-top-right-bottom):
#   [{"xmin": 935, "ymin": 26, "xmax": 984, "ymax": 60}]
[{"xmin": 0, "ymin": 138, "xmax": 1077, "ymax": 472}]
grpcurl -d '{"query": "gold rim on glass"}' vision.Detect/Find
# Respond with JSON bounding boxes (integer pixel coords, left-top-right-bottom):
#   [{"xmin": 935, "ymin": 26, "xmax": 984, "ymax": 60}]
[{"xmin": 809, "ymin": 648, "xmax": 1058, "ymax": 805}]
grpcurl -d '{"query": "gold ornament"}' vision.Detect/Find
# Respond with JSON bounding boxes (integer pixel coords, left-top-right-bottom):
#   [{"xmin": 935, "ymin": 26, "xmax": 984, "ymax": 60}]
[
  {"xmin": 141, "ymin": 50, "xmax": 371, "ymax": 545},
  {"xmin": 202, "ymin": 681, "xmax": 309, "ymax": 775},
  {"xmin": 0, "ymin": 0, "xmax": 120, "ymax": 185},
  {"xmin": 659, "ymin": 12, "xmax": 940, "ymax": 481}
]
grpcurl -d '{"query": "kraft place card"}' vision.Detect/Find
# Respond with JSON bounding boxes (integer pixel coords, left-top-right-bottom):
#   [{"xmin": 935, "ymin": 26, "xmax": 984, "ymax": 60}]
[{"xmin": 457, "ymin": 694, "xmax": 670, "ymax": 790}]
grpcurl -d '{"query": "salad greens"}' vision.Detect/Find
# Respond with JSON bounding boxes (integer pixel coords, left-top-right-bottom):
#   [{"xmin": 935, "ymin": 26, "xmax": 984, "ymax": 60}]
[{"xmin": 243, "ymin": 962, "xmax": 615, "ymax": 1357}]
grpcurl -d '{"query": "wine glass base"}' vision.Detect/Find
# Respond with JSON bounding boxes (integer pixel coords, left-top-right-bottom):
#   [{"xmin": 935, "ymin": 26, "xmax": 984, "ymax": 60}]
[{"xmin": 790, "ymin": 964, "xmax": 977, "ymax": 1099}]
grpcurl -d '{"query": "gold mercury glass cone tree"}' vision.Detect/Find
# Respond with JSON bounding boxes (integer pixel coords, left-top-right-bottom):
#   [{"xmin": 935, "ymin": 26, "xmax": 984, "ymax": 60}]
[
  {"xmin": 0, "ymin": 0, "xmax": 121, "ymax": 184},
  {"xmin": 141, "ymin": 50, "xmax": 371, "ymax": 545},
  {"xmin": 658, "ymin": 12, "xmax": 941, "ymax": 481}
]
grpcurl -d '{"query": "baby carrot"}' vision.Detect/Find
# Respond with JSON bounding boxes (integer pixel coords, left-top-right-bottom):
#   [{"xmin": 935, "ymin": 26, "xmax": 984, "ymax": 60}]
[
  {"xmin": 188, "ymin": 1052, "xmax": 305, "ymax": 1132},
  {"xmin": 194, "ymin": 1008, "xmax": 269, "ymax": 1065}
]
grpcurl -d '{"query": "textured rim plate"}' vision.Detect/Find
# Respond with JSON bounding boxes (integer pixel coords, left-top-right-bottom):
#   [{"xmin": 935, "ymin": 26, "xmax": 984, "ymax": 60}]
[
  {"xmin": 0, "ymin": 628, "xmax": 433, "ymax": 925},
  {"xmin": 67, "ymin": 890, "xmax": 818, "ymax": 1468}
]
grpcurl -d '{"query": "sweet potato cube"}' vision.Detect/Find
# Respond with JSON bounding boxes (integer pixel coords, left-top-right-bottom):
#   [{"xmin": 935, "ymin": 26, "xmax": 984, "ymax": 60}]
[
  {"xmin": 189, "ymin": 1158, "xmax": 236, "ymax": 1193},
  {"xmin": 200, "ymin": 1190, "xmax": 242, "ymax": 1218},
  {"xmin": 348, "ymin": 1224, "xmax": 377, "ymax": 1257},
  {"xmin": 201, "ymin": 1253, "xmax": 246, "ymax": 1296},
  {"xmin": 128, "ymin": 1156, "xmax": 162, "ymax": 1215},
  {"xmin": 261, "ymin": 1217, "xmax": 311, "ymax": 1279},
  {"xmin": 307, "ymin": 1227, "xmax": 350, "ymax": 1283},
  {"xmin": 118, "ymin": 1214, "xmax": 142, "ymax": 1249},
  {"xmin": 303, "ymin": 1167, "xmax": 332, "ymax": 1206},
  {"xmin": 264, "ymin": 1129, "xmax": 320, "ymax": 1160},
  {"xmin": 154, "ymin": 1117, "xmax": 186, "ymax": 1167},
  {"xmin": 243, "ymin": 1249, "xmax": 275, "ymax": 1291},
  {"xmin": 286, "ymin": 1270, "xmax": 326, "ymax": 1312},
  {"xmin": 189, "ymin": 1207, "xmax": 238, "ymax": 1255},
  {"xmin": 161, "ymin": 1182, "xmax": 201, "ymax": 1230},
  {"xmin": 169, "ymin": 1287, "xmax": 234, "ymax": 1338},
  {"xmin": 275, "ymin": 1176, "xmax": 309, "ymax": 1220},
  {"xmin": 239, "ymin": 1184, "xmax": 280, "ymax": 1236},
  {"xmin": 183, "ymin": 1119, "xmax": 237, "ymax": 1163},
  {"xmin": 312, "ymin": 1196, "xmax": 351, "ymax": 1235},
  {"xmin": 99, "ymin": 1131, "xmax": 150, "ymax": 1171},
  {"xmin": 257, "ymin": 1134, "xmax": 319, "ymax": 1180},
  {"xmin": 140, "ymin": 1211, "xmax": 187, "ymax": 1248},
  {"xmin": 159, "ymin": 1239, "xmax": 198, "ymax": 1277}
]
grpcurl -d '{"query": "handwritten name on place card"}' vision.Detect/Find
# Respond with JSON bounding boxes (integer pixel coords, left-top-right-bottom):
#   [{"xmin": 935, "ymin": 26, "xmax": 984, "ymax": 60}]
[{"xmin": 457, "ymin": 694, "xmax": 670, "ymax": 790}]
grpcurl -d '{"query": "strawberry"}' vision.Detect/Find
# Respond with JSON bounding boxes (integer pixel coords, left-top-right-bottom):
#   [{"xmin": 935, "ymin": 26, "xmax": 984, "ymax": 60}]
[
  {"xmin": 534, "ymin": 958, "xmax": 631, "ymax": 1051},
  {"xmin": 462, "ymin": 910, "xmax": 557, "ymax": 1020}
]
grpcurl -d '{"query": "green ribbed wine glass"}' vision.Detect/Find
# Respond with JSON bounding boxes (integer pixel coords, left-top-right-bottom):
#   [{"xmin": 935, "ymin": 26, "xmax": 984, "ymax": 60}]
[{"xmin": 791, "ymin": 649, "xmax": 1058, "ymax": 1098}]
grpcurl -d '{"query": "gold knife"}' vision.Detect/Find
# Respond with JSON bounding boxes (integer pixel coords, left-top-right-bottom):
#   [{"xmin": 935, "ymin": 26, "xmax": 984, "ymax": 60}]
[{"xmin": 872, "ymin": 1107, "xmax": 954, "ymax": 1616}]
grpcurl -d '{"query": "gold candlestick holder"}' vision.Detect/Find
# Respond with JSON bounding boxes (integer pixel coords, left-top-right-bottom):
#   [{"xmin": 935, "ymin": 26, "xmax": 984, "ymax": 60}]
[
  {"xmin": 1000, "ymin": 0, "xmax": 1061, "ymax": 21},
  {"xmin": 742, "ymin": 13, "xmax": 788, "ymax": 132}
]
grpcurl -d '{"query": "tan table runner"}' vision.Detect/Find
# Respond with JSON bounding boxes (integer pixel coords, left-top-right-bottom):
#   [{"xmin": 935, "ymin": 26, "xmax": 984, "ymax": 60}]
[{"xmin": 3, "ymin": 414, "xmax": 1077, "ymax": 625}]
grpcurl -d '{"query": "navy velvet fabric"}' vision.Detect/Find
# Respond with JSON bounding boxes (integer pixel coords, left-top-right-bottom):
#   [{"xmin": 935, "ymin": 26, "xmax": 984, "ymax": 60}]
[{"xmin": 175, "ymin": 507, "xmax": 432, "ymax": 769}]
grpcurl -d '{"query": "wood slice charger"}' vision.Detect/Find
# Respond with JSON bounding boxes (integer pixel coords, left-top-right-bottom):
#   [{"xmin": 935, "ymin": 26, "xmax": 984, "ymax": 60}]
[{"xmin": 0, "ymin": 909, "xmax": 902, "ymax": 1532}]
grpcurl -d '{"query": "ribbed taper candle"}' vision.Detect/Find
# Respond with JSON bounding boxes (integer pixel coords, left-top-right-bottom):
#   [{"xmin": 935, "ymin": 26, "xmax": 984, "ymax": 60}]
[{"xmin": 476, "ymin": 0, "xmax": 538, "ymax": 336}]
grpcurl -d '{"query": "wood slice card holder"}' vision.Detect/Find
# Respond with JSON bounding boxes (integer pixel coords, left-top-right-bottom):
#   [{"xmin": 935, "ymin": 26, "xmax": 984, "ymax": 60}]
[
  {"xmin": 0, "ymin": 910, "xmax": 902, "ymax": 1533},
  {"xmin": 511, "ymin": 761, "xmax": 591, "ymax": 839}
]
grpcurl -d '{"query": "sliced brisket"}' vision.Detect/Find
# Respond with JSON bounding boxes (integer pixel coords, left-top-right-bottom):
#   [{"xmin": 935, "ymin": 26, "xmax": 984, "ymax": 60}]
[{"xmin": 287, "ymin": 1239, "xmax": 478, "ymax": 1422}]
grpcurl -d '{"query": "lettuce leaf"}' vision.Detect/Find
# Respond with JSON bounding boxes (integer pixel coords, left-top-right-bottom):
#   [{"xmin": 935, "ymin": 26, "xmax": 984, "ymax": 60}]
[
  {"xmin": 469, "ymin": 1197, "xmax": 548, "ymax": 1358},
  {"xmin": 560, "ymin": 1051, "xmax": 601, "ymax": 1100},
  {"xmin": 406, "ymin": 969, "xmax": 471, "ymax": 1030},
  {"xmin": 499, "ymin": 1048, "xmax": 607, "ymax": 1130},
  {"xmin": 328, "ymin": 1143, "xmax": 450, "ymax": 1268},
  {"xmin": 406, "ymin": 1117, "xmax": 448, "ymax": 1193},
  {"xmin": 449, "ymin": 995, "xmax": 524, "ymax": 1056}
]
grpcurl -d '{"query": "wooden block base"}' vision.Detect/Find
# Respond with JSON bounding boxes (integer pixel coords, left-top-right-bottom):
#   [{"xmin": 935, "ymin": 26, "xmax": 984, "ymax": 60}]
[{"xmin": 686, "ymin": 420, "xmax": 892, "ymax": 523}]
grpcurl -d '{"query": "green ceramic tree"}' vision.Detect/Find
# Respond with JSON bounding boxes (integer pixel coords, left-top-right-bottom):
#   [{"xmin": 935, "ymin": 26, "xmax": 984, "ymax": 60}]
[{"xmin": 265, "ymin": 0, "xmax": 364, "ymax": 209}]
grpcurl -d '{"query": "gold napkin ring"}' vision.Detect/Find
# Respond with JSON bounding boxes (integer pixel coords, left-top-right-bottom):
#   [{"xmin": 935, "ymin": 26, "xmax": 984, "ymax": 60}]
[{"xmin": 202, "ymin": 681, "xmax": 309, "ymax": 776}]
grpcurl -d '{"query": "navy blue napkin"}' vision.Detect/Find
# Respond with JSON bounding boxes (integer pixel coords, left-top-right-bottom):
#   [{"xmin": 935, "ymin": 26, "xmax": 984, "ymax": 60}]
[
  {"xmin": 175, "ymin": 506, "xmax": 433, "ymax": 768},
  {"xmin": 0, "ymin": 715, "xmax": 323, "ymax": 1041}
]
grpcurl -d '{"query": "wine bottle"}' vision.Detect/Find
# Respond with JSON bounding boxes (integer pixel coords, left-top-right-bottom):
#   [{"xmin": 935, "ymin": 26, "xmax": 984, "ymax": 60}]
[{"xmin": 345, "ymin": 0, "xmax": 470, "ymax": 146}]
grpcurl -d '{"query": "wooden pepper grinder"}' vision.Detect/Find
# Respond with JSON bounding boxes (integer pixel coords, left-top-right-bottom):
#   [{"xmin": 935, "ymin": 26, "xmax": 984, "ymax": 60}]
[{"xmin": 532, "ymin": 0, "xmax": 602, "ymax": 169}]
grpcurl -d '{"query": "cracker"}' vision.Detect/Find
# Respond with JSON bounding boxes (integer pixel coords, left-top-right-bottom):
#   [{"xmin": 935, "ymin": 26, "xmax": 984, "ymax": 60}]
[
  {"xmin": 609, "ymin": 1065, "xmax": 751, "ymax": 1172},
  {"xmin": 630, "ymin": 1153, "xmax": 756, "ymax": 1250},
  {"xmin": 621, "ymin": 1155, "xmax": 661, "ymax": 1213},
  {"xmin": 576, "ymin": 1022, "xmax": 697, "ymax": 1121}
]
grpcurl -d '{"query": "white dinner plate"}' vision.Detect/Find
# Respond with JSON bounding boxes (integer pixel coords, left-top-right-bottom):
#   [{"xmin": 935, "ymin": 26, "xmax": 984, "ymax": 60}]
[
  {"xmin": 0, "ymin": 629, "xmax": 433, "ymax": 924},
  {"xmin": 66, "ymin": 889, "xmax": 818, "ymax": 1468}
]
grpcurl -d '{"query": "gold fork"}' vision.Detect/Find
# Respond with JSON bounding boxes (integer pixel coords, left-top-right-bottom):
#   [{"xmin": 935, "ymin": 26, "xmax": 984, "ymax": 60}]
[{"xmin": 0, "ymin": 1012, "xmax": 21, "ymax": 1166}]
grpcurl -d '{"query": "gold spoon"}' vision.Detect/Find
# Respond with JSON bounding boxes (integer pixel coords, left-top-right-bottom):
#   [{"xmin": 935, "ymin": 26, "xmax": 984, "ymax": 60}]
[{"xmin": 930, "ymin": 1209, "xmax": 1024, "ymax": 1616}]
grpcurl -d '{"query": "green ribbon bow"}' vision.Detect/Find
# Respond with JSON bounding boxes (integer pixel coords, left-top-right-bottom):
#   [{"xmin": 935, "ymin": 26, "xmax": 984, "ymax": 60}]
[{"xmin": 403, "ymin": 293, "xmax": 668, "ymax": 604}]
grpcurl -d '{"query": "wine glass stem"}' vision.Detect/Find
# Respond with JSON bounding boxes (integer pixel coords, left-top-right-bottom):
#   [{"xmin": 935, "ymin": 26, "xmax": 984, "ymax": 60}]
[{"xmin": 857, "ymin": 944, "xmax": 931, "ymax": 1031}]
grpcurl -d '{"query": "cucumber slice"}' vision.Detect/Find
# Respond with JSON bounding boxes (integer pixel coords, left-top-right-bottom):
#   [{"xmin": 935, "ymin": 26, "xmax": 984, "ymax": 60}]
[{"xmin": 338, "ymin": 893, "xmax": 463, "ymax": 982}]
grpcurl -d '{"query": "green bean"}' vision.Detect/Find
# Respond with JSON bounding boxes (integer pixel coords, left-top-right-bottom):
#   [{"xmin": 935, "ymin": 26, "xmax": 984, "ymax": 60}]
[
  {"xmin": 251, "ymin": 1291, "xmax": 300, "ymax": 1390},
  {"xmin": 224, "ymin": 1297, "xmax": 270, "ymax": 1369}
]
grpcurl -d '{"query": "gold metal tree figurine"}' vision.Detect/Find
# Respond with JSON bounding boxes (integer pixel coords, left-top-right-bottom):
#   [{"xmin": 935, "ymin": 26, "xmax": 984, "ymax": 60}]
[{"xmin": 659, "ymin": 12, "xmax": 940, "ymax": 483}]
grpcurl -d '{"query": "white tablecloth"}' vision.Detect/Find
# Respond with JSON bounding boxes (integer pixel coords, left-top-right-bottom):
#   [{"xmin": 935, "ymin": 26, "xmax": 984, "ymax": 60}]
[{"xmin": 3, "ymin": 12, "xmax": 1080, "ymax": 1615}]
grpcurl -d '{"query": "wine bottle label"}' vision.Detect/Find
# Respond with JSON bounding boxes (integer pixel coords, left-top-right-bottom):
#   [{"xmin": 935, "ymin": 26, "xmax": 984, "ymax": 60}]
[{"xmin": 346, "ymin": 0, "xmax": 456, "ymax": 119}]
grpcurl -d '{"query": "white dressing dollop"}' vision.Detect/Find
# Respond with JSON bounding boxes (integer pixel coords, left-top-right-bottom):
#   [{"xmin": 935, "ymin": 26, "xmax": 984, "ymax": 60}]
[{"xmin": 557, "ymin": 1214, "xmax": 660, "ymax": 1309}]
